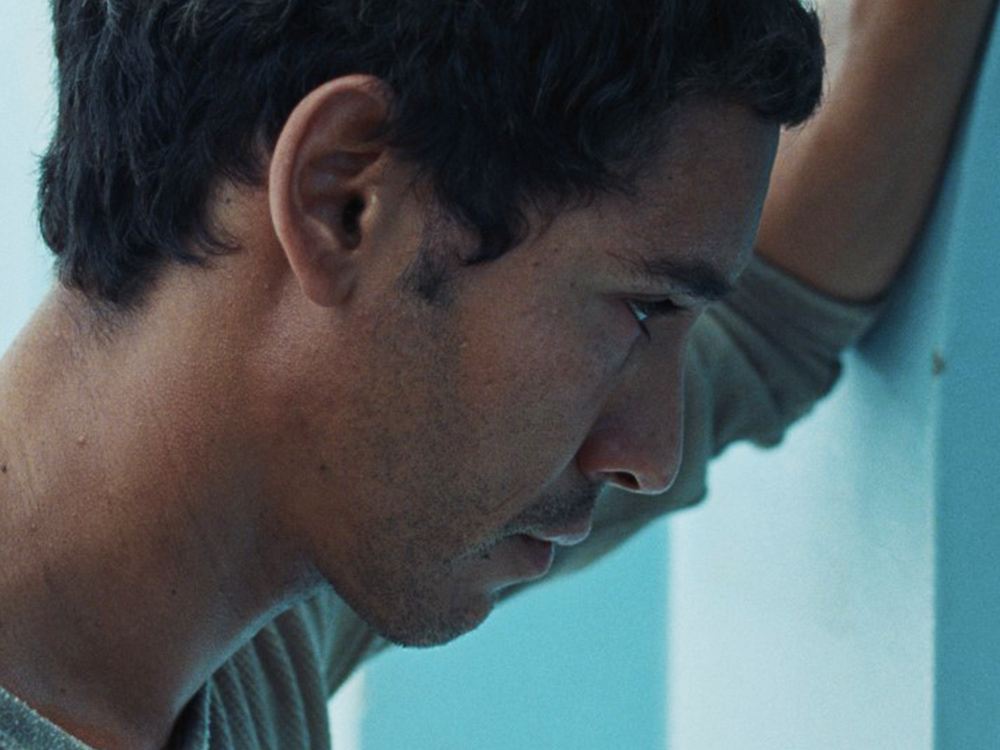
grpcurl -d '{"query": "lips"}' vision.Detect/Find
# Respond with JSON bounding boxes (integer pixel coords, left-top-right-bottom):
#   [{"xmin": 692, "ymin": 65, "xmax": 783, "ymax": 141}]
[
  {"xmin": 524, "ymin": 516, "xmax": 593, "ymax": 547},
  {"xmin": 514, "ymin": 534, "xmax": 557, "ymax": 579},
  {"xmin": 492, "ymin": 516, "xmax": 592, "ymax": 584}
]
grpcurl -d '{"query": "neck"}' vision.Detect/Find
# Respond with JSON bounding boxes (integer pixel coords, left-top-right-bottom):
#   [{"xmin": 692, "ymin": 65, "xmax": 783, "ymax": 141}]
[{"xmin": 0, "ymin": 287, "xmax": 319, "ymax": 749}]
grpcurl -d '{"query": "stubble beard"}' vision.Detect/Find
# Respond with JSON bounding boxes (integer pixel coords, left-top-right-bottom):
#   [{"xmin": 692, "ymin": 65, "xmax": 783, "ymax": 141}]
[{"xmin": 343, "ymin": 481, "xmax": 601, "ymax": 649}]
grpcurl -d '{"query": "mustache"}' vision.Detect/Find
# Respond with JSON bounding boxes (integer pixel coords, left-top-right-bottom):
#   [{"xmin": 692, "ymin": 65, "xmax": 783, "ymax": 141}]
[{"xmin": 504, "ymin": 482, "xmax": 601, "ymax": 537}]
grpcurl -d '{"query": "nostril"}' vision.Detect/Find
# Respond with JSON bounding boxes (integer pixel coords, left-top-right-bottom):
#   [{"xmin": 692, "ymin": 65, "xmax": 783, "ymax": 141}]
[
  {"xmin": 610, "ymin": 471, "xmax": 641, "ymax": 492},
  {"xmin": 576, "ymin": 425, "xmax": 681, "ymax": 495}
]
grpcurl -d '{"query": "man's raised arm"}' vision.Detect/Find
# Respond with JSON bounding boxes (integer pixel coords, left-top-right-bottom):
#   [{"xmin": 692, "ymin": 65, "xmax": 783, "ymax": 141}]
[{"xmin": 757, "ymin": 0, "xmax": 999, "ymax": 302}]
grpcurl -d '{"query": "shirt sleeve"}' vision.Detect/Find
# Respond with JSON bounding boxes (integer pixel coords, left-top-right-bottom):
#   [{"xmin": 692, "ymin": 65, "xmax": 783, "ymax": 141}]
[{"xmin": 531, "ymin": 252, "xmax": 883, "ymax": 581}]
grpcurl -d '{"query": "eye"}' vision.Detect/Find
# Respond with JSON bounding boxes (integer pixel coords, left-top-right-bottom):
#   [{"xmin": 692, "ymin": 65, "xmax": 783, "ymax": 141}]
[{"xmin": 626, "ymin": 298, "xmax": 686, "ymax": 336}]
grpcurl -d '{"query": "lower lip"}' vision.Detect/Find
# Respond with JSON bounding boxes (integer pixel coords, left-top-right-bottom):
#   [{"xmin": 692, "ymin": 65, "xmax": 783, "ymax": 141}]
[{"xmin": 515, "ymin": 534, "xmax": 556, "ymax": 578}]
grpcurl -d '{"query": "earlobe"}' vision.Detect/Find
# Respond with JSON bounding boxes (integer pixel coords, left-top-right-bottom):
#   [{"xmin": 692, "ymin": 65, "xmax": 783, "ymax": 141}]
[{"xmin": 269, "ymin": 75, "xmax": 390, "ymax": 308}]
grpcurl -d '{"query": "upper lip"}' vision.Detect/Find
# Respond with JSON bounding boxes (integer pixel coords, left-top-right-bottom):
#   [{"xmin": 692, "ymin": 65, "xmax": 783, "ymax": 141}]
[{"xmin": 526, "ymin": 517, "xmax": 593, "ymax": 547}]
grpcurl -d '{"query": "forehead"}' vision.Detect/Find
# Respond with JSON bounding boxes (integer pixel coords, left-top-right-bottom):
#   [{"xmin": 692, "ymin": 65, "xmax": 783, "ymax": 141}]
[
  {"xmin": 544, "ymin": 99, "xmax": 780, "ymax": 290},
  {"xmin": 637, "ymin": 98, "xmax": 779, "ymax": 202}
]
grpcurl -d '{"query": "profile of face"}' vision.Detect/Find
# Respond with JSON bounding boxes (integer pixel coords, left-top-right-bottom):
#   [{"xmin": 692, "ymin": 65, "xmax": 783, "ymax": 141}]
[{"xmin": 254, "ymin": 92, "xmax": 779, "ymax": 648}]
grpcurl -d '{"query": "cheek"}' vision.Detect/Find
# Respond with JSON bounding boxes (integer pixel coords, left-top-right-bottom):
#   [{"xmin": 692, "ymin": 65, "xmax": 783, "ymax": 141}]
[
  {"xmin": 529, "ymin": 297, "xmax": 637, "ymax": 392},
  {"xmin": 460, "ymin": 301, "xmax": 634, "ymax": 454}
]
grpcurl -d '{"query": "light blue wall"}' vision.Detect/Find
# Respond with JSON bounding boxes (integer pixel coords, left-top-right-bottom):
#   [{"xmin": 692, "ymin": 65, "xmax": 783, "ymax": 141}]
[
  {"xmin": 0, "ymin": 4, "xmax": 55, "ymax": 350},
  {"xmin": 932, "ymin": 19, "xmax": 1000, "ymax": 747}
]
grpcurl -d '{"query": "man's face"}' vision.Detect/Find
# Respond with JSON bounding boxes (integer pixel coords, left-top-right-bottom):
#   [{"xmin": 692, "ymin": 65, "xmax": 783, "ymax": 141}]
[{"xmin": 268, "ymin": 99, "xmax": 778, "ymax": 647}]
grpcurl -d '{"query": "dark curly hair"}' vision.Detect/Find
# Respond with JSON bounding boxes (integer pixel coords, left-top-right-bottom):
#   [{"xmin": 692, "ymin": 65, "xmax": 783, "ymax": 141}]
[{"xmin": 40, "ymin": 0, "xmax": 824, "ymax": 307}]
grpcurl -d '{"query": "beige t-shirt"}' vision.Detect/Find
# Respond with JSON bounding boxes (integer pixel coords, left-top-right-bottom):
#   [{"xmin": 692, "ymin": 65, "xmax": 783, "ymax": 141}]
[{"xmin": 0, "ymin": 255, "xmax": 880, "ymax": 749}]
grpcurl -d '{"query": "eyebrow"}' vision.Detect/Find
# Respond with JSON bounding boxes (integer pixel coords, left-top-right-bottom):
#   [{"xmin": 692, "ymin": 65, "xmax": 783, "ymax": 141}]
[{"xmin": 612, "ymin": 251, "xmax": 736, "ymax": 303}]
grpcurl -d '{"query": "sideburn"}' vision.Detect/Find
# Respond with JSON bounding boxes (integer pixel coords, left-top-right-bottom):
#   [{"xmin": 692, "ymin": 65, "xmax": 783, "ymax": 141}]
[{"xmin": 397, "ymin": 242, "xmax": 455, "ymax": 306}]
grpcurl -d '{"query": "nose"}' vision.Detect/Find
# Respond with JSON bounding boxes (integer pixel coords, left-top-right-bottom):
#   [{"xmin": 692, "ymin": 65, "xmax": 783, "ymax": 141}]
[{"xmin": 574, "ymin": 358, "xmax": 685, "ymax": 496}]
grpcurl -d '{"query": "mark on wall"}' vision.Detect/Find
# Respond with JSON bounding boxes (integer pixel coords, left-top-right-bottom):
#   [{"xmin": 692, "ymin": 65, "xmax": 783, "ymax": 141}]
[{"xmin": 932, "ymin": 349, "xmax": 947, "ymax": 377}]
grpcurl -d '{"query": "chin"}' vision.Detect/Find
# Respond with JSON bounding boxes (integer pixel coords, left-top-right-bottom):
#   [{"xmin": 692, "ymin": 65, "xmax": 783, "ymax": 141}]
[{"xmin": 376, "ymin": 591, "xmax": 497, "ymax": 649}]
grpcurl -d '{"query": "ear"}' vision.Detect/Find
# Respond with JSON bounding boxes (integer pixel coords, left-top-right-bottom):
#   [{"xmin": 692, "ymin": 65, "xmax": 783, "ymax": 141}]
[{"xmin": 269, "ymin": 75, "xmax": 391, "ymax": 307}]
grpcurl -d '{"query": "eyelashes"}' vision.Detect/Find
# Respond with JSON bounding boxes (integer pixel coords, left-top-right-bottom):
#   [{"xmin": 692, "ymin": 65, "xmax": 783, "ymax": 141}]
[{"xmin": 626, "ymin": 298, "xmax": 686, "ymax": 336}]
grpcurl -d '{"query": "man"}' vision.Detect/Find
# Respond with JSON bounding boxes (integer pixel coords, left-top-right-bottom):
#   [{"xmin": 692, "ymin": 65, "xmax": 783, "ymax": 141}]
[{"xmin": 0, "ymin": 0, "xmax": 994, "ymax": 748}]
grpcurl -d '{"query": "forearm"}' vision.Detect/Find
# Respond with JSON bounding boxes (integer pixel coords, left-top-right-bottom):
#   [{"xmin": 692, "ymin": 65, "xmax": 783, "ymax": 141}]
[{"xmin": 756, "ymin": 0, "xmax": 998, "ymax": 302}]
